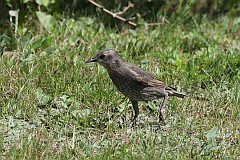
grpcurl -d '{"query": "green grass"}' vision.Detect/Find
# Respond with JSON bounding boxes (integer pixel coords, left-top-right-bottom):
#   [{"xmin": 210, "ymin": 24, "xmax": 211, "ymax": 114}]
[{"xmin": 0, "ymin": 14, "xmax": 239, "ymax": 159}]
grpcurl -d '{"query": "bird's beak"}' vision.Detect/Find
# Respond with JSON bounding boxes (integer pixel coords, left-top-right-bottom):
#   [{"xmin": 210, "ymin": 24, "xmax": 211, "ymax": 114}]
[{"xmin": 85, "ymin": 57, "xmax": 98, "ymax": 63}]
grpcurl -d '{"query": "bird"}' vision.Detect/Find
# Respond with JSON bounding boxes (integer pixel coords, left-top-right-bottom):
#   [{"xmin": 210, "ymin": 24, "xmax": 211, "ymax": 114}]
[{"xmin": 86, "ymin": 49, "xmax": 186, "ymax": 127}]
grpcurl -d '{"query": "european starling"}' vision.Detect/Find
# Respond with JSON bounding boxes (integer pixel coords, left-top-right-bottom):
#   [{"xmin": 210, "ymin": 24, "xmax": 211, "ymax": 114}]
[{"xmin": 86, "ymin": 49, "xmax": 186, "ymax": 126}]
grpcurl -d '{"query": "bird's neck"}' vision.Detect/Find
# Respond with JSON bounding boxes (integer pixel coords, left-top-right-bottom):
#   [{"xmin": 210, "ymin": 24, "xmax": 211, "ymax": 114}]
[{"xmin": 105, "ymin": 59, "xmax": 124, "ymax": 71}]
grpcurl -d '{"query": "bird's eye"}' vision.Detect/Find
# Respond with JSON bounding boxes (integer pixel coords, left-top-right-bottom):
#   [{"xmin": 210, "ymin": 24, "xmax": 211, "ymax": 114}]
[{"xmin": 99, "ymin": 54, "xmax": 105, "ymax": 59}]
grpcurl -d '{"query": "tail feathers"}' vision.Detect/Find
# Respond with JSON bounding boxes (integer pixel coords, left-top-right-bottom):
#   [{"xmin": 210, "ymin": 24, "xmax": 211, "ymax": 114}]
[
  {"xmin": 166, "ymin": 86, "xmax": 186, "ymax": 98},
  {"xmin": 171, "ymin": 90, "xmax": 186, "ymax": 98}
]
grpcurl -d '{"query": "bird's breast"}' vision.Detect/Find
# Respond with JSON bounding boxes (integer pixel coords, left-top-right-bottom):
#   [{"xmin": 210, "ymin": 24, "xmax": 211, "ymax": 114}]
[{"xmin": 107, "ymin": 69, "xmax": 145, "ymax": 101}]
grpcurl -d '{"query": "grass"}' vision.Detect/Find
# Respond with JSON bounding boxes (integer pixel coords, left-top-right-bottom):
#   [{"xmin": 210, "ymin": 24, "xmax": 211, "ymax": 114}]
[{"xmin": 0, "ymin": 12, "xmax": 239, "ymax": 159}]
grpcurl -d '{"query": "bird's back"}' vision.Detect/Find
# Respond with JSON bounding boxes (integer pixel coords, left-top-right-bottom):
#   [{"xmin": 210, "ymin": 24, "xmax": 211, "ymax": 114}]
[{"xmin": 107, "ymin": 61, "xmax": 185, "ymax": 101}]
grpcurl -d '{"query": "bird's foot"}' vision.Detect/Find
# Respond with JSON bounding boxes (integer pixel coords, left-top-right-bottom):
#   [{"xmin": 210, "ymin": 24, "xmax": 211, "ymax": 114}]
[
  {"xmin": 129, "ymin": 117, "xmax": 137, "ymax": 128},
  {"xmin": 159, "ymin": 110, "xmax": 166, "ymax": 125},
  {"xmin": 129, "ymin": 120, "xmax": 136, "ymax": 128}
]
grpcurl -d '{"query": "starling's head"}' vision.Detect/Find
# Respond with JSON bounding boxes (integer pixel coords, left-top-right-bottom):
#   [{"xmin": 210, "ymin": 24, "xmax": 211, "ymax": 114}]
[{"xmin": 86, "ymin": 49, "xmax": 123, "ymax": 68}]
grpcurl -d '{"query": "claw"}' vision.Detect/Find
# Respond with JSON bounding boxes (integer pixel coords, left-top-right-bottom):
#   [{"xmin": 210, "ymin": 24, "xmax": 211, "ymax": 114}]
[{"xmin": 159, "ymin": 95, "xmax": 168, "ymax": 125}]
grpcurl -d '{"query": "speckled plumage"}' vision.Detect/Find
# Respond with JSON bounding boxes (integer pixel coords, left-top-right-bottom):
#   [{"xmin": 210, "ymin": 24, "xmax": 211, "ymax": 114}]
[{"xmin": 86, "ymin": 49, "xmax": 186, "ymax": 126}]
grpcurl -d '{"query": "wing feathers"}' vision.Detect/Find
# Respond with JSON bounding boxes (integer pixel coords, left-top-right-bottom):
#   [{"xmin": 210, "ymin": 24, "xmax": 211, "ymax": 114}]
[{"xmin": 125, "ymin": 63, "xmax": 186, "ymax": 98}]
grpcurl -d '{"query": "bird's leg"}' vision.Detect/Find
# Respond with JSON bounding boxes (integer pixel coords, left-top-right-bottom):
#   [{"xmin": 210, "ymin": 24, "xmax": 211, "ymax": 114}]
[
  {"xmin": 130, "ymin": 100, "xmax": 139, "ymax": 127},
  {"xmin": 159, "ymin": 95, "xmax": 168, "ymax": 124}
]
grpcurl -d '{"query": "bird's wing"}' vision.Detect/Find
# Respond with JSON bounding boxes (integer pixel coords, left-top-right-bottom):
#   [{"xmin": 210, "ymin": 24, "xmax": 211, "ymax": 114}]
[
  {"xmin": 125, "ymin": 64, "xmax": 166, "ymax": 87},
  {"xmin": 122, "ymin": 63, "xmax": 186, "ymax": 97}
]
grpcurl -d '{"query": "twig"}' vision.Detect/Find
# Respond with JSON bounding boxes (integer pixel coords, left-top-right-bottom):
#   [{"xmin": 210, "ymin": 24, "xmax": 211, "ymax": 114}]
[
  {"xmin": 115, "ymin": 1, "xmax": 134, "ymax": 15},
  {"xmin": 88, "ymin": 0, "xmax": 137, "ymax": 27}
]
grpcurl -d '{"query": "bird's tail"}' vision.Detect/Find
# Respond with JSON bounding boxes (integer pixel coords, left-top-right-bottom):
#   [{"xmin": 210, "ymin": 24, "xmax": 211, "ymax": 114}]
[
  {"xmin": 171, "ymin": 90, "xmax": 186, "ymax": 98},
  {"xmin": 167, "ymin": 86, "xmax": 186, "ymax": 98}
]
